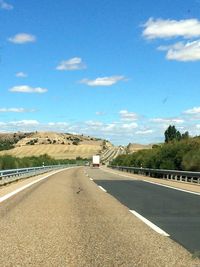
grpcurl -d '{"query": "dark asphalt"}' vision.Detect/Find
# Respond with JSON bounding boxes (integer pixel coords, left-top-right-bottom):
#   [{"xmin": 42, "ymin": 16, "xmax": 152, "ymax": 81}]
[{"xmin": 93, "ymin": 178, "xmax": 200, "ymax": 253}]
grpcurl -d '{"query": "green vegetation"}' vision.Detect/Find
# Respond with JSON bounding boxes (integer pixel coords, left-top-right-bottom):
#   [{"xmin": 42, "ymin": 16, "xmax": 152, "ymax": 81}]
[
  {"xmin": 0, "ymin": 154, "xmax": 89, "ymax": 170},
  {"xmin": 111, "ymin": 126, "xmax": 200, "ymax": 172},
  {"xmin": 0, "ymin": 132, "xmax": 32, "ymax": 150},
  {"xmin": 164, "ymin": 125, "xmax": 189, "ymax": 143},
  {"xmin": 26, "ymin": 139, "xmax": 38, "ymax": 145},
  {"xmin": 0, "ymin": 140, "xmax": 15, "ymax": 151}
]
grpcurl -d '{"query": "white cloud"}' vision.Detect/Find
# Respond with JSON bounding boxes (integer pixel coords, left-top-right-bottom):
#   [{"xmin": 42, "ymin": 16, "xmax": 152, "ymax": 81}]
[
  {"xmin": 9, "ymin": 120, "xmax": 39, "ymax": 126},
  {"xmin": 119, "ymin": 110, "xmax": 138, "ymax": 121},
  {"xmin": 80, "ymin": 76, "xmax": 125, "ymax": 86},
  {"xmin": 0, "ymin": 0, "xmax": 13, "ymax": 10},
  {"xmin": 143, "ymin": 18, "xmax": 200, "ymax": 39},
  {"xmin": 86, "ymin": 121, "xmax": 104, "ymax": 127},
  {"xmin": 9, "ymin": 85, "xmax": 47, "ymax": 93},
  {"xmin": 150, "ymin": 118, "xmax": 184, "ymax": 124},
  {"xmin": 0, "ymin": 108, "xmax": 35, "ymax": 113},
  {"xmin": 96, "ymin": 111, "xmax": 105, "ymax": 116},
  {"xmin": 48, "ymin": 122, "xmax": 69, "ymax": 126},
  {"xmin": 121, "ymin": 122, "xmax": 138, "ymax": 129},
  {"xmin": 56, "ymin": 57, "xmax": 86, "ymax": 71},
  {"xmin": 197, "ymin": 124, "xmax": 200, "ymax": 129},
  {"xmin": 16, "ymin": 72, "xmax": 27, "ymax": 78},
  {"xmin": 159, "ymin": 40, "xmax": 200, "ymax": 61},
  {"xmin": 183, "ymin": 106, "xmax": 200, "ymax": 114},
  {"xmin": 136, "ymin": 129, "xmax": 154, "ymax": 135},
  {"xmin": 8, "ymin": 33, "xmax": 36, "ymax": 44}
]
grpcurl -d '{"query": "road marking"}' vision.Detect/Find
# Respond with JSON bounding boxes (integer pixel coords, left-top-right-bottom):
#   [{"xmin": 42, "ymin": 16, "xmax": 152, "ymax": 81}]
[
  {"xmin": 143, "ymin": 179, "xmax": 200, "ymax": 196},
  {"xmin": 100, "ymin": 168, "xmax": 137, "ymax": 180},
  {"xmin": 98, "ymin": 186, "xmax": 107, "ymax": 192},
  {"xmin": 129, "ymin": 210, "xmax": 170, "ymax": 237},
  {"xmin": 90, "ymin": 178, "xmax": 93, "ymax": 181},
  {"xmin": 102, "ymin": 168, "xmax": 200, "ymax": 196},
  {"xmin": 0, "ymin": 168, "xmax": 72, "ymax": 204}
]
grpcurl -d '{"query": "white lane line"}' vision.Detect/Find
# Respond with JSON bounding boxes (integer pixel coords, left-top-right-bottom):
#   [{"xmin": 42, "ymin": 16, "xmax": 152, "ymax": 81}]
[
  {"xmin": 129, "ymin": 210, "xmax": 170, "ymax": 237},
  {"xmin": 98, "ymin": 186, "xmax": 107, "ymax": 192},
  {"xmin": 0, "ymin": 168, "xmax": 72, "ymax": 204},
  {"xmin": 89, "ymin": 178, "xmax": 93, "ymax": 181},
  {"xmin": 101, "ymin": 168, "xmax": 200, "ymax": 196},
  {"xmin": 143, "ymin": 179, "xmax": 200, "ymax": 196},
  {"xmin": 100, "ymin": 168, "xmax": 137, "ymax": 180}
]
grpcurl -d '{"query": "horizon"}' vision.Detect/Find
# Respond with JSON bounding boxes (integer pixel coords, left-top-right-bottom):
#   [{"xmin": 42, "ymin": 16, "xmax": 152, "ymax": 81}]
[{"xmin": 1, "ymin": 0, "xmax": 200, "ymax": 145}]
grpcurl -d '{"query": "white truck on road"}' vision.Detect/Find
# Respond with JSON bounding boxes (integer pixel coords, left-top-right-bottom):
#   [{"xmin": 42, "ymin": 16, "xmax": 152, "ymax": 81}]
[{"xmin": 92, "ymin": 155, "xmax": 100, "ymax": 167}]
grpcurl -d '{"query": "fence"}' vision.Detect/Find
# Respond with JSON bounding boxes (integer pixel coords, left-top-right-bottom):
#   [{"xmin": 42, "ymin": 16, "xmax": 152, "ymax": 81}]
[
  {"xmin": 0, "ymin": 164, "xmax": 78, "ymax": 186},
  {"xmin": 108, "ymin": 165, "xmax": 200, "ymax": 184}
]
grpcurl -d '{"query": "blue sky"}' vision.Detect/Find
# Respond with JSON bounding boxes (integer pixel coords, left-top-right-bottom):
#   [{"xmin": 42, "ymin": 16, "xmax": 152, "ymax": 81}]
[{"xmin": 1, "ymin": 0, "xmax": 200, "ymax": 145}]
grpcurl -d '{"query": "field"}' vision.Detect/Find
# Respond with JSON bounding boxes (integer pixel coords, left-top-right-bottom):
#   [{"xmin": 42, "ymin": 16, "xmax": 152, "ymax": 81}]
[
  {"xmin": 0, "ymin": 144, "xmax": 102, "ymax": 159},
  {"xmin": 0, "ymin": 132, "xmax": 108, "ymax": 159}
]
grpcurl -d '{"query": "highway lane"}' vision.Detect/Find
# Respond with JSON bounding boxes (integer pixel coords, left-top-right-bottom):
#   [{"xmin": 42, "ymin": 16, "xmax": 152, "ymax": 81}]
[
  {"xmin": 0, "ymin": 167, "xmax": 199, "ymax": 266},
  {"xmin": 87, "ymin": 167, "xmax": 200, "ymax": 254}
]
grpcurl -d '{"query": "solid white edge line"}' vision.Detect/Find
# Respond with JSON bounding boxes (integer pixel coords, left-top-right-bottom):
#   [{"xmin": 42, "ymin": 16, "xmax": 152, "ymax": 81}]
[
  {"xmin": 0, "ymin": 167, "xmax": 73, "ymax": 203},
  {"xmin": 143, "ymin": 179, "xmax": 200, "ymax": 196},
  {"xmin": 129, "ymin": 210, "xmax": 170, "ymax": 237},
  {"xmin": 101, "ymin": 168, "xmax": 200, "ymax": 196},
  {"xmin": 98, "ymin": 186, "xmax": 107, "ymax": 192}
]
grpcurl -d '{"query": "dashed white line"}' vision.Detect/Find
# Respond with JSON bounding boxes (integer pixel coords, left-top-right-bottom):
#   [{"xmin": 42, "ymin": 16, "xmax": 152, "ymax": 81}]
[
  {"xmin": 129, "ymin": 210, "xmax": 170, "ymax": 237},
  {"xmin": 0, "ymin": 168, "xmax": 72, "ymax": 204},
  {"xmin": 98, "ymin": 186, "xmax": 107, "ymax": 192}
]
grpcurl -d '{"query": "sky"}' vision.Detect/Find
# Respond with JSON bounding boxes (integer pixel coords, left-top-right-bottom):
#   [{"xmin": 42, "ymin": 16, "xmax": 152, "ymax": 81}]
[{"xmin": 1, "ymin": 0, "xmax": 200, "ymax": 145}]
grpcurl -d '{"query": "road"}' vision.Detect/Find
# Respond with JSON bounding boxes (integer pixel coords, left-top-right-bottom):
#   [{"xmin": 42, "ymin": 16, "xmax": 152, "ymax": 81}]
[
  {"xmin": 90, "ymin": 168, "xmax": 200, "ymax": 253},
  {"xmin": 0, "ymin": 167, "xmax": 199, "ymax": 267}
]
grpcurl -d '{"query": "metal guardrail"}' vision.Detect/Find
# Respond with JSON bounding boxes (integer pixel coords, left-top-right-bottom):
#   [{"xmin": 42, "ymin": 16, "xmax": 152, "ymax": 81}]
[
  {"xmin": 0, "ymin": 164, "xmax": 78, "ymax": 186},
  {"xmin": 108, "ymin": 165, "xmax": 200, "ymax": 184}
]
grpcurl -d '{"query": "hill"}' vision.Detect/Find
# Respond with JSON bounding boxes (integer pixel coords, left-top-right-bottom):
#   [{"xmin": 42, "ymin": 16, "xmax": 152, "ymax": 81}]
[
  {"xmin": 126, "ymin": 143, "xmax": 152, "ymax": 153},
  {"xmin": 0, "ymin": 132, "xmax": 112, "ymax": 159}
]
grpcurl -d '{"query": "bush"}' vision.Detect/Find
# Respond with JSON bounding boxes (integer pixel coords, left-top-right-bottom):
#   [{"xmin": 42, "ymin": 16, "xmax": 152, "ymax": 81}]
[
  {"xmin": 0, "ymin": 154, "xmax": 90, "ymax": 170},
  {"xmin": 111, "ymin": 137, "xmax": 200, "ymax": 171}
]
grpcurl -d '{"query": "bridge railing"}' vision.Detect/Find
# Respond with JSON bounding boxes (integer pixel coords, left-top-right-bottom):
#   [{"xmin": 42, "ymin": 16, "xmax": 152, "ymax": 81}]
[
  {"xmin": 0, "ymin": 164, "xmax": 78, "ymax": 186},
  {"xmin": 108, "ymin": 165, "xmax": 200, "ymax": 184}
]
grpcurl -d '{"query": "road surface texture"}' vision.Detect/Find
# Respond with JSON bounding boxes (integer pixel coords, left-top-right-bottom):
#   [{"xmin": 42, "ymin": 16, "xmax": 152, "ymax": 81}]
[
  {"xmin": 90, "ymin": 168, "xmax": 200, "ymax": 253},
  {"xmin": 0, "ymin": 167, "xmax": 200, "ymax": 267}
]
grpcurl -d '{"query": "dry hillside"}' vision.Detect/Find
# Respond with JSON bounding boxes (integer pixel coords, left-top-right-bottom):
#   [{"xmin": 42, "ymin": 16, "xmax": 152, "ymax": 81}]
[
  {"xmin": 126, "ymin": 143, "xmax": 152, "ymax": 153},
  {"xmin": 0, "ymin": 132, "xmax": 112, "ymax": 159}
]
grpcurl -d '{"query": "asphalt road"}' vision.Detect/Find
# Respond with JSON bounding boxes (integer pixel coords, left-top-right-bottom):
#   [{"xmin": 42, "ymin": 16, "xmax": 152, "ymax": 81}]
[
  {"xmin": 0, "ymin": 167, "xmax": 199, "ymax": 267},
  {"xmin": 89, "ymin": 168, "xmax": 200, "ymax": 253}
]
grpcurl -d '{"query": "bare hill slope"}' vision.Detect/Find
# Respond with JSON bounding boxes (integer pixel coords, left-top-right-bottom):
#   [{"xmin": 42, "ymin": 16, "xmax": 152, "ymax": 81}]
[
  {"xmin": 0, "ymin": 132, "xmax": 112, "ymax": 159},
  {"xmin": 126, "ymin": 143, "xmax": 152, "ymax": 153}
]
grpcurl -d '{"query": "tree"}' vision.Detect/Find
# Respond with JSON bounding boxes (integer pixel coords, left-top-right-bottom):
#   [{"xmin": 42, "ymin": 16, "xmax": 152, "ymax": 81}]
[
  {"xmin": 182, "ymin": 131, "xmax": 189, "ymax": 140},
  {"xmin": 164, "ymin": 125, "xmax": 181, "ymax": 143}
]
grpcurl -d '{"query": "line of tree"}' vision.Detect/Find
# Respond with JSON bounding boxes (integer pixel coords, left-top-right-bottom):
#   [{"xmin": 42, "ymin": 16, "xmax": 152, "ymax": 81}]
[
  {"xmin": 111, "ymin": 125, "xmax": 200, "ymax": 171},
  {"xmin": 0, "ymin": 154, "xmax": 89, "ymax": 170},
  {"xmin": 164, "ymin": 125, "xmax": 189, "ymax": 143}
]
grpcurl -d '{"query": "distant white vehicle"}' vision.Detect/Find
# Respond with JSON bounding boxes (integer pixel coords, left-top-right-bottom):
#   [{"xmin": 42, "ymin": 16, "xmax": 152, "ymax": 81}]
[{"xmin": 92, "ymin": 155, "xmax": 100, "ymax": 167}]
